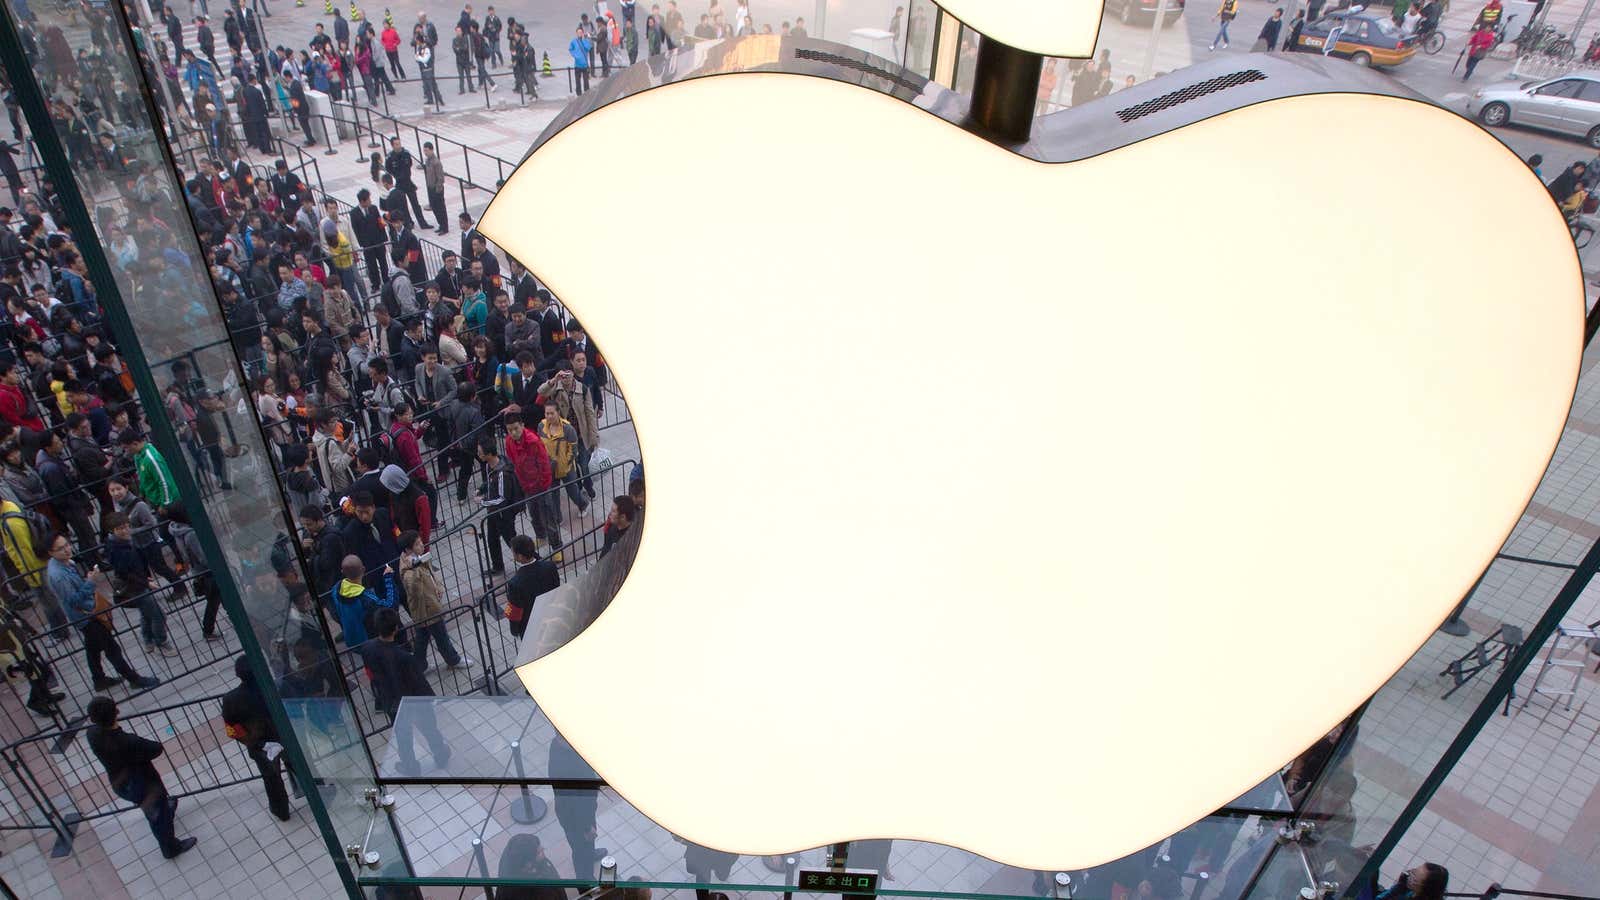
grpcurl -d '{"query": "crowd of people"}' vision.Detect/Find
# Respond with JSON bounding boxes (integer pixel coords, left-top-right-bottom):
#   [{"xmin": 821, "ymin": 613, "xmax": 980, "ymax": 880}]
[{"xmin": 0, "ymin": 0, "xmax": 658, "ymax": 867}]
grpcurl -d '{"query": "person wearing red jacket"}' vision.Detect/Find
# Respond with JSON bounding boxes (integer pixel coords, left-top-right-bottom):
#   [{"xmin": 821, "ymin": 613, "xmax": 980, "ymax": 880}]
[
  {"xmin": 388, "ymin": 402, "xmax": 439, "ymax": 528},
  {"xmin": 504, "ymin": 412, "xmax": 561, "ymax": 554},
  {"xmin": 0, "ymin": 362, "xmax": 44, "ymax": 433},
  {"xmin": 1463, "ymin": 23, "xmax": 1496, "ymax": 81}
]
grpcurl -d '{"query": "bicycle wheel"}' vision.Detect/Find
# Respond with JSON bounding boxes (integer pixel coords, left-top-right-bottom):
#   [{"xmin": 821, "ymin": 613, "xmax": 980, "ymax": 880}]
[
  {"xmin": 1554, "ymin": 38, "xmax": 1577, "ymax": 62},
  {"xmin": 1424, "ymin": 31, "xmax": 1445, "ymax": 54}
]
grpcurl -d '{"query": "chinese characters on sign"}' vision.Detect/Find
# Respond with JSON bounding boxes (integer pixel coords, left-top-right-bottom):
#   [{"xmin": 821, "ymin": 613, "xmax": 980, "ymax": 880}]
[{"xmin": 797, "ymin": 869, "xmax": 880, "ymax": 894}]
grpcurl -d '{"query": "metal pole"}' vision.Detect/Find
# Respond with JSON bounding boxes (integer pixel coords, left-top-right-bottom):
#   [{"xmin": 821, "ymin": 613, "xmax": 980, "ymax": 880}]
[
  {"xmin": 965, "ymin": 36, "xmax": 1042, "ymax": 143},
  {"xmin": 1581, "ymin": 0, "xmax": 1600, "ymax": 60},
  {"xmin": 507, "ymin": 740, "xmax": 548, "ymax": 823},
  {"xmin": 1350, "ymin": 530, "xmax": 1600, "ymax": 893},
  {"xmin": 1143, "ymin": 0, "xmax": 1173, "ymax": 80}
]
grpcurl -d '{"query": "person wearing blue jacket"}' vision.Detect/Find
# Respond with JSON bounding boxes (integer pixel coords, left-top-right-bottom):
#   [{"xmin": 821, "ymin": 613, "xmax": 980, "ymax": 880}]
[
  {"xmin": 45, "ymin": 533, "xmax": 158, "ymax": 691},
  {"xmin": 569, "ymin": 26, "xmax": 592, "ymax": 95},
  {"xmin": 181, "ymin": 50, "xmax": 221, "ymax": 102},
  {"xmin": 332, "ymin": 553, "xmax": 399, "ymax": 647}
]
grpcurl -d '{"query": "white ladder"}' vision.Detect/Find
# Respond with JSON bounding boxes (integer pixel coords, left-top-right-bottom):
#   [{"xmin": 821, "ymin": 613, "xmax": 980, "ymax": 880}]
[{"xmin": 1521, "ymin": 622, "xmax": 1600, "ymax": 711}]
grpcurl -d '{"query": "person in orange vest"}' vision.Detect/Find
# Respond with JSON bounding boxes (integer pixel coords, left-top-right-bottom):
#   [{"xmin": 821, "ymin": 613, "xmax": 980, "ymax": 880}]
[{"xmin": 1475, "ymin": 0, "xmax": 1503, "ymax": 31}]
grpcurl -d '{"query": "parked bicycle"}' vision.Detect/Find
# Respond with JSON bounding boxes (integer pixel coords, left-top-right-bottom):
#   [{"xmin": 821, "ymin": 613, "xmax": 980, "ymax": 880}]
[{"xmin": 1515, "ymin": 23, "xmax": 1577, "ymax": 62}]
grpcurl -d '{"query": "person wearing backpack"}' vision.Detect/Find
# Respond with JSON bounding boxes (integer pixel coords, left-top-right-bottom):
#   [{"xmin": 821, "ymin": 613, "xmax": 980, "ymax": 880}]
[
  {"xmin": 165, "ymin": 503, "xmax": 224, "ymax": 642},
  {"xmin": 538, "ymin": 402, "xmax": 589, "ymax": 514},
  {"xmin": 363, "ymin": 358, "xmax": 409, "ymax": 433},
  {"xmin": 380, "ymin": 464, "xmax": 434, "ymax": 549},
  {"xmin": 1211, "ymin": 0, "xmax": 1239, "ymax": 50},
  {"xmin": 375, "ymin": 251, "xmax": 414, "ymax": 319}
]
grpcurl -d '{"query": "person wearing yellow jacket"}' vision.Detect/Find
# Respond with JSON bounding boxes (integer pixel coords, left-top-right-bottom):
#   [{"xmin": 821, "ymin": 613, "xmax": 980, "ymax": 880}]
[
  {"xmin": 538, "ymin": 402, "xmax": 589, "ymax": 514},
  {"xmin": 0, "ymin": 496, "xmax": 60, "ymax": 634}
]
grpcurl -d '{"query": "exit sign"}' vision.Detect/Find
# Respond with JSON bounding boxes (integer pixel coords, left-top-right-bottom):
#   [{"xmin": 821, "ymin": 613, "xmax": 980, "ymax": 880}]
[{"xmin": 797, "ymin": 869, "xmax": 879, "ymax": 893}]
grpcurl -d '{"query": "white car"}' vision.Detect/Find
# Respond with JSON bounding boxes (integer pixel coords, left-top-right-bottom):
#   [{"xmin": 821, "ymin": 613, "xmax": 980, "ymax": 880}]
[{"xmin": 1466, "ymin": 73, "xmax": 1600, "ymax": 148}]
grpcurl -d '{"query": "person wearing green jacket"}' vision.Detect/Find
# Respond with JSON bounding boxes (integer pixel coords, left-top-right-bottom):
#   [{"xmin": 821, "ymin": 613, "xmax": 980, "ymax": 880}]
[{"xmin": 120, "ymin": 431, "xmax": 179, "ymax": 507}]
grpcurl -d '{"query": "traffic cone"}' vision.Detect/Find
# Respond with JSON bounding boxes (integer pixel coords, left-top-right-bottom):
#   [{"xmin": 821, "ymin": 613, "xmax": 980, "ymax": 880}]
[
  {"xmin": 541, "ymin": 51, "xmax": 552, "ymax": 77},
  {"xmin": 349, "ymin": 3, "xmax": 361, "ymax": 20},
  {"xmin": 384, "ymin": 7, "xmax": 393, "ymax": 26}
]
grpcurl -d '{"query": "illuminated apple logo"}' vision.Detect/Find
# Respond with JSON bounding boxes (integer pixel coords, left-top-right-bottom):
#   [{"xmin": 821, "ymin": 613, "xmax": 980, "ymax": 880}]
[{"xmin": 483, "ymin": 51, "xmax": 1581, "ymax": 869}]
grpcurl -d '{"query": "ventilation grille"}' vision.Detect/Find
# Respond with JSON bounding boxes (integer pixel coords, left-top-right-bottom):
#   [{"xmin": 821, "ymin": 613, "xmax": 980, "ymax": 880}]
[
  {"xmin": 794, "ymin": 48, "xmax": 924, "ymax": 93},
  {"xmin": 1115, "ymin": 69, "xmax": 1267, "ymax": 123}
]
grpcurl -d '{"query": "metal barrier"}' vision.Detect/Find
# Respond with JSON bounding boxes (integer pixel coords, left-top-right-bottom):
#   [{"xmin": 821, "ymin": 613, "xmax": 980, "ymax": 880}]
[{"xmin": 0, "ymin": 690, "xmax": 259, "ymax": 853}]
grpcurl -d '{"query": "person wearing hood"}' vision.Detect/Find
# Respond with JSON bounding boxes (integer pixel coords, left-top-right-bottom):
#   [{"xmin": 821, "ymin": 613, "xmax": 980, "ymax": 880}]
[
  {"xmin": 397, "ymin": 529, "xmax": 471, "ymax": 670},
  {"xmin": 281, "ymin": 443, "xmax": 329, "ymax": 514},
  {"xmin": 332, "ymin": 552, "xmax": 396, "ymax": 647},
  {"xmin": 380, "ymin": 463, "xmax": 433, "ymax": 548},
  {"xmin": 221, "ymin": 655, "xmax": 299, "ymax": 821}
]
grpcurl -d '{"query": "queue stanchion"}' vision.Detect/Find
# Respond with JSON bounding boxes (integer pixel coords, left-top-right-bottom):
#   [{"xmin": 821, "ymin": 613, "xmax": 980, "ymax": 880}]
[
  {"xmin": 508, "ymin": 739, "xmax": 547, "ymax": 823},
  {"xmin": 473, "ymin": 837, "xmax": 497, "ymax": 900}
]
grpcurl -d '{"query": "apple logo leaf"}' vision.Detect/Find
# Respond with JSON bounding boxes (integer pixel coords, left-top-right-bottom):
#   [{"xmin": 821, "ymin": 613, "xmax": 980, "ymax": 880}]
[{"xmin": 483, "ymin": 69, "xmax": 1580, "ymax": 870}]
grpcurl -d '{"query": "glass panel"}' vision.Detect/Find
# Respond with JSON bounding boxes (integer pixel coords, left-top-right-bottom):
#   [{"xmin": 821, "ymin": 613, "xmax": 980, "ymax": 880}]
[
  {"xmin": 0, "ymin": 0, "xmax": 393, "ymax": 874},
  {"xmin": 903, "ymin": 0, "xmax": 939, "ymax": 75},
  {"xmin": 1237, "ymin": 842, "xmax": 1313, "ymax": 900}
]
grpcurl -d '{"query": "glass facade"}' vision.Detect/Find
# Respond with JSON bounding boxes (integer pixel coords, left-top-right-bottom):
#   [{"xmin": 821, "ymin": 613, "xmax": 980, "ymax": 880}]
[{"xmin": 0, "ymin": 2, "xmax": 1595, "ymax": 899}]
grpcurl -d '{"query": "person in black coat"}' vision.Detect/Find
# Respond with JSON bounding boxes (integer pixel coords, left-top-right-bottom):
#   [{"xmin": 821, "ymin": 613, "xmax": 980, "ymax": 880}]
[
  {"xmin": 299, "ymin": 505, "xmax": 346, "ymax": 602},
  {"xmin": 196, "ymin": 15, "xmax": 218, "ymax": 65},
  {"xmin": 162, "ymin": 5, "xmax": 186, "ymax": 62},
  {"xmin": 86, "ymin": 696, "xmax": 197, "ymax": 859},
  {"xmin": 350, "ymin": 189, "xmax": 388, "ymax": 292},
  {"xmin": 239, "ymin": 75, "xmax": 273, "ymax": 154},
  {"xmin": 504, "ymin": 534, "xmax": 558, "ymax": 637},
  {"xmin": 220, "ymin": 655, "xmax": 298, "ymax": 820},
  {"xmin": 550, "ymin": 734, "xmax": 602, "ymax": 881},
  {"xmin": 285, "ymin": 71, "xmax": 314, "ymax": 145},
  {"xmin": 384, "ymin": 136, "xmax": 432, "ymax": 228},
  {"xmin": 360, "ymin": 608, "xmax": 450, "ymax": 774},
  {"xmin": 341, "ymin": 490, "xmax": 401, "ymax": 589}
]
